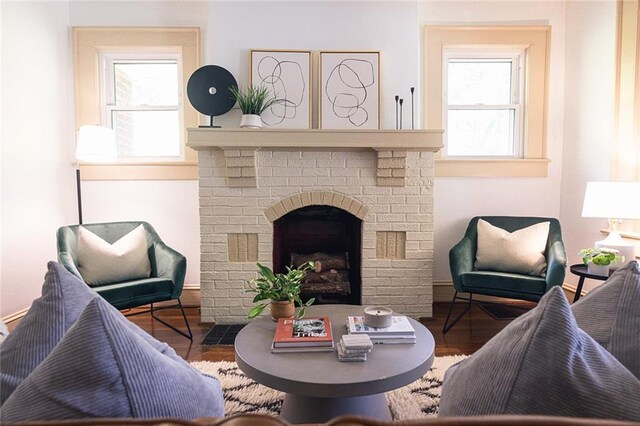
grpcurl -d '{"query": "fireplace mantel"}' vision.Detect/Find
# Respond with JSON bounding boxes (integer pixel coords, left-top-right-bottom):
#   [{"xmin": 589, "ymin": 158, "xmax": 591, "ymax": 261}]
[{"xmin": 186, "ymin": 128, "xmax": 443, "ymax": 151}]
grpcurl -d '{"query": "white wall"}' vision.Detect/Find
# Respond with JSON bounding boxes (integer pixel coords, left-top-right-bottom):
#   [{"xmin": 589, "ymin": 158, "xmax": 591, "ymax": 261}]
[
  {"xmin": 69, "ymin": 1, "xmax": 212, "ymax": 287},
  {"xmin": 209, "ymin": 1, "xmax": 420, "ymax": 130},
  {"xmin": 81, "ymin": 181, "xmax": 200, "ymax": 283},
  {"xmin": 1, "ymin": 1, "xmax": 4, "ymax": 315},
  {"xmin": 0, "ymin": 0, "xmax": 623, "ymax": 316},
  {"xmin": 560, "ymin": 0, "xmax": 617, "ymax": 289},
  {"xmin": 70, "ymin": 0, "xmax": 420, "ymax": 289},
  {"xmin": 420, "ymin": 1, "xmax": 568, "ymax": 281},
  {"xmin": 1, "ymin": 1, "xmax": 76, "ymax": 317}
]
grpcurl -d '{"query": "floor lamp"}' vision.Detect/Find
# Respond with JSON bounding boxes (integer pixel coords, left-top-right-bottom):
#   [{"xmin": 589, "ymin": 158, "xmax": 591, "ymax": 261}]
[
  {"xmin": 75, "ymin": 125, "xmax": 117, "ymax": 224},
  {"xmin": 582, "ymin": 181, "xmax": 640, "ymax": 269}
]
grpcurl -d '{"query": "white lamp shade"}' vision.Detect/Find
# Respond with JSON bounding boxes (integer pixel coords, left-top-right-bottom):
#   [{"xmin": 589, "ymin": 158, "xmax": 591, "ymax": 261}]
[
  {"xmin": 581, "ymin": 181, "xmax": 640, "ymax": 220},
  {"xmin": 76, "ymin": 125, "xmax": 117, "ymax": 162}
]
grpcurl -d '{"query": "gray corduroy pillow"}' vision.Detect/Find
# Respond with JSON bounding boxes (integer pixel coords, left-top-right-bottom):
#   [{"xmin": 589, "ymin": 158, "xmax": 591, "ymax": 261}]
[
  {"xmin": 0, "ymin": 262, "xmax": 183, "ymax": 407},
  {"xmin": 1, "ymin": 297, "xmax": 224, "ymax": 422},
  {"xmin": 0, "ymin": 262, "xmax": 97, "ymax": 405},
  {"xmin": 439, "ymin": 287, "xmax": 640, "ymax": 420},
  {"xmin": 572, "ymin": 260, "xmax": 640, "ymax": 379}
]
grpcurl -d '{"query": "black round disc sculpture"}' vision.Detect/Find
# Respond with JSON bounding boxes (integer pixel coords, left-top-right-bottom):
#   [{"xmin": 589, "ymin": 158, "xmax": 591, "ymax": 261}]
[{"xmin": 187, "ymin": 65, "xmax": 237, "ymax": 127}]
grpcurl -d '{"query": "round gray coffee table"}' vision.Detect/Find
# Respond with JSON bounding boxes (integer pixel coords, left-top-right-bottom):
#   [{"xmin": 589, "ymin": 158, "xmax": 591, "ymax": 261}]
[{"xmin": 234, "ymin": 305, "xmax": 435, "ymax": 424}]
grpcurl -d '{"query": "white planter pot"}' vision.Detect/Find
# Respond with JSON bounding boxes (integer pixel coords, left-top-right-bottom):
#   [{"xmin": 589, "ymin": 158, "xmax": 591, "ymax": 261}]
[
  {"xmin": 587, "ymin": 262, "xmax": 610, "ymax": 277},
  {"xmin": 240, "ymin": 114, "xmax": 262, "ymax": 129},
  {"xmin": 609, "ymin": 255, "xmax": 625, "ymax": 271}
]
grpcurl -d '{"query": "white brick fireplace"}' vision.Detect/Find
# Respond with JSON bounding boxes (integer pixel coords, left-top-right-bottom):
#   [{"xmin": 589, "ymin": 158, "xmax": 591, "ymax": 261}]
[{"xmin": 187, "ymin": 129, "xmax": 442, "ymax": 323}]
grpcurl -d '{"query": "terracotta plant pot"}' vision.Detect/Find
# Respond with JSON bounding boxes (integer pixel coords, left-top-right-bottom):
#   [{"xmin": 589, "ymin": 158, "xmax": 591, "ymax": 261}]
[
  {"xmin": 270, "ymin": 300, "xmax": 295, "ymax": 321},
  {"xmin": 240, "ymin": 114, "xmax": 262, "ymax": 129}
]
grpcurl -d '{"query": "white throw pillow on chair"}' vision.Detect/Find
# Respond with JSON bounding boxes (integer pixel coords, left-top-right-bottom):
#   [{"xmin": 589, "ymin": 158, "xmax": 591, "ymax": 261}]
[
  {"xmin": 77, "ymin": 224, "xmax": 151, "ymax": 286},
  {"xmin": 475, "ymin": 219, "xmax": 550, "ymax": 276}
]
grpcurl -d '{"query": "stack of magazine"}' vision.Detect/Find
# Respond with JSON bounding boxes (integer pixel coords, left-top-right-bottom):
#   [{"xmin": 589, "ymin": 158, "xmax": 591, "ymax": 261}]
[
  {"xmin": 346, "ymin": 315, "xmax": 416, "ymax": 344},
  {"xmin": 271, "ymin": 317, "xmax": 334, "ymax": 353}
]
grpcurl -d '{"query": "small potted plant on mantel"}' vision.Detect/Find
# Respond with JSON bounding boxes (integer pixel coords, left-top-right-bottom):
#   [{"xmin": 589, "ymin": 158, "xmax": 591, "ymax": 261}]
[
  {"xmin": 245, "ymin": 262, "xmax": 315, "ymax": 321},
  {"xmin": 578, "ymin": 247, "xmax": 621, "ymax": 277},
  {"xmin": 229, "ymin": 85, "xmax": 280, "ymax": 129}
]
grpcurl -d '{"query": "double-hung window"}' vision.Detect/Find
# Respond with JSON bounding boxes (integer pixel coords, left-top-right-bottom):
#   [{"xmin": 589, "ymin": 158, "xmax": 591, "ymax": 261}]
[
  {"xmin": 74, "ymin": 27, "xmax": 199, "ymax": 180},
  {"xmin": 101, "ymin": 52, "xmax": 183, "ymax": 162},
  {"xmin": 424, "ymin": 26, "xmax": 550, "ymax": 177},
  {"xmin": 443, "ymin": 49, "xmax": 525, "ymax": 158}
]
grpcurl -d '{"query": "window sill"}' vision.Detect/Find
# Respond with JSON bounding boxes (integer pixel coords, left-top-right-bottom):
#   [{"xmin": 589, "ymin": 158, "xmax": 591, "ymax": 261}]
[
  {"xmin": 80, "ymin": 164, "xmax": 197, "ymax": 181},
  {"xmin": 600, "ymin": 228, "xmax": 640, "ymax": 241},
  {"xmin": 435, "ymin": 158, "xmax": 550, "ymax": 177}
]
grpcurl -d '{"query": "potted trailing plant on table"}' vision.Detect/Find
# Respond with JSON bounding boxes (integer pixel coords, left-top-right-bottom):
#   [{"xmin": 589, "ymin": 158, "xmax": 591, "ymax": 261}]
[
  {"xmin": 245, "ymin": 262, "xmax": 315, "ymax": 321},
  {"xmin": 578, "ymin": 248, "xmax": 621, "ymax": 276},
  {"xmin": 229, "ymin": 85, "xmax": 280, "ymax": 129}
]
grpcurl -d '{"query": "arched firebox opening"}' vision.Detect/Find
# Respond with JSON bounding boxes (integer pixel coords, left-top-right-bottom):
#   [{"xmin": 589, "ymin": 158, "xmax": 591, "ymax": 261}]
[{"xmin": 273, "ymin": 205, "xmax": 362, "ymax": 305}]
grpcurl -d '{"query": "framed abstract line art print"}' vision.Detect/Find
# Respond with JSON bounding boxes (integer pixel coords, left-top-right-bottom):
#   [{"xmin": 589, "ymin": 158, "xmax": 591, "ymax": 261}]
[
  {"xmin": 319, "ymin": 51, "xmax": 380, "ymax": 129},
  {"xmin": 250, "ymin": 49, "xmax": 312, "ymax": 129}
]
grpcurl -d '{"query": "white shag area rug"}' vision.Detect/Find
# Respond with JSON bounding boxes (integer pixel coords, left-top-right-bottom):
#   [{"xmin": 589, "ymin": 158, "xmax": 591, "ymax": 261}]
[{"xmin": 192, "ymin": 355, "xmax": 467, "ymax": 420}]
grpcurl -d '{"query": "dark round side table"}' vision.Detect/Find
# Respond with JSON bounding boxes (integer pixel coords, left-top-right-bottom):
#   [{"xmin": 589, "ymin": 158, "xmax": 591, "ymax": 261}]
[{"xmin": 569, "ymin": 264, "xmax": 611, "ymax": 302}]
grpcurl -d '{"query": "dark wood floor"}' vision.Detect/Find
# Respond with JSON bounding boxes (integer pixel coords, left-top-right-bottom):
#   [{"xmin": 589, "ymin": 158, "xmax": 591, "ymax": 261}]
[{"xmin": 119, "ymin": 302, "xmax": 528, "ymax": 362}]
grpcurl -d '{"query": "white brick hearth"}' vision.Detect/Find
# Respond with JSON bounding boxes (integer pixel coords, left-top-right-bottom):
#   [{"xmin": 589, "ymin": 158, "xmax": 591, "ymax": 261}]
[{"xmin": 188, "ymin": 129, "xmax": 442, "ymax": 324}]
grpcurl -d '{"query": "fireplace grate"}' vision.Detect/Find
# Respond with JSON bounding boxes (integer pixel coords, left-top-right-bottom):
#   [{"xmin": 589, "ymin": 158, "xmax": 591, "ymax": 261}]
[{"xmin": 201, "ymin": 324, "xmax": 246, "ymax": 346}]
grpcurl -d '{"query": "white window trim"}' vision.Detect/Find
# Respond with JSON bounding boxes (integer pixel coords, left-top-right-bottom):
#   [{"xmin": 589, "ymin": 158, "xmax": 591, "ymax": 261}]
[
  {"xmin": 73, "ymin": 27, "xmax": 200, "ymax": 181},
  {"xmin": 442, "ymin": 48, "xmax": 526, "ymax": 159},
  {"xmin": 423, "ymin": 26, "xmax": 551, "ymax": 178},
  {"xmin": 99, "ymin": 51, "xmax": 185, "ymax": 163}
]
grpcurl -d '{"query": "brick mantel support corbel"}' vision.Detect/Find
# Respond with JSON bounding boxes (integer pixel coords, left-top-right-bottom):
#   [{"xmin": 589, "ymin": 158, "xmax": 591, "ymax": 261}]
[
  {"xmin": 376, "ymin": 150, "xmax": 407, "ymax": 187},
  {"xmin": 223, "ymin": 149, "xmax": 257, "ymax": 188}
]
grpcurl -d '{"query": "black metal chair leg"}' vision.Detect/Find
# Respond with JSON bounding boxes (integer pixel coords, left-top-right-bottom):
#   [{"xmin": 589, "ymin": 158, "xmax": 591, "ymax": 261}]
[
  {"xmin": 150, "ymin": 299, "xmax": 193, "ymax": 340},
  {"xmin": 442, "ymin": 291, "xmax": 458, "ymax": 333},
  {"xmin": 442, "ymin": 291, "xmax": 473, "ymax": 334}
]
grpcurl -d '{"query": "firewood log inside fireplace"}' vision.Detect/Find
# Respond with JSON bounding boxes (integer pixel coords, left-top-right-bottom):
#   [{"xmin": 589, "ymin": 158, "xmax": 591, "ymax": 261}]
[
  {"xmin": 300, "ymin": 280, "xmax": 351, "ymax": 296},
  {"xmin": 302, "ymin": 269, "xmax": 349, "ymax": 284},
  {"xmin": 291, "ymin": 252, "xmax": 349, "ymax": 272},
  {"xmin": 291, "ymin": 252, "xmax": 350, "ymax": 295}
]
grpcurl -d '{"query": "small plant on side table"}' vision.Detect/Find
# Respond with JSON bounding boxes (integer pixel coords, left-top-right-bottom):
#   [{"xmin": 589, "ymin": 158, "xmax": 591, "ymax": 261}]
[
  {"xmin": 578, "ymin": 248, "xmax": 621, "ymax": 276},
  {"xmin": 245, "ymin": 261, "xmax": 315, "ymax": 320}
]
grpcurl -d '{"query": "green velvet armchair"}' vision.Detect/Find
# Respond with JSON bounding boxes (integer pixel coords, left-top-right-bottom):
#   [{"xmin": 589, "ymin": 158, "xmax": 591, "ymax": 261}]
[
  {"xmin": 56, "ymin": 221, "xmax": 192, "ymax": 339},
  {"xmin": 444, "ymin": 216, "xmax": 567, "ymax": 333}
]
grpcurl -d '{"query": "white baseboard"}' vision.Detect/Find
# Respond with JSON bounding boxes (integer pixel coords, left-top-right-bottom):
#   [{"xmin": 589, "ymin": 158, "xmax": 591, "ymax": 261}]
[
  {"xmin": 560, "ymin": 282, "xmax": 585, "ymax": 299},
  {"xmin": 152, "ymin": 285, "xmax": 200, "ymax": 308},
  {"xmin": 3, "ymin": 281, "xmax": 583, "ymax": 323},
  {"xmin": 433, "ymin": 281, "xmax": 522, "ymax": 303},
  {"xmin": 175, "ymin": 283, "xmax": 518, "ymax": 305},
  {"xmin": 433, "ymin": 280, "xmax": 578, "ymax": 303},
  {"xmin": 2, "ymin": 307, "xmax": 30, "ymax": 324},
  {"xmin": 2, "ymin": 285, "xmax": 203, "ymax": 323}
]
